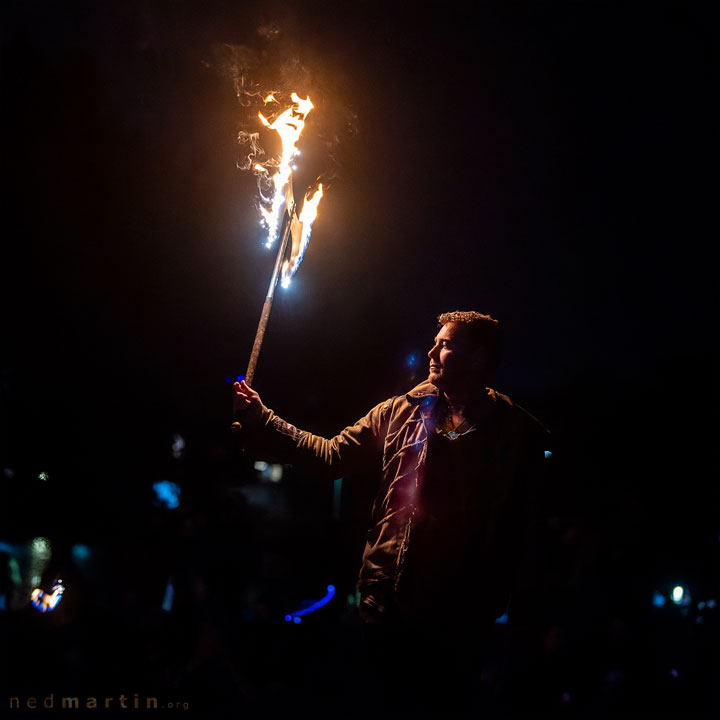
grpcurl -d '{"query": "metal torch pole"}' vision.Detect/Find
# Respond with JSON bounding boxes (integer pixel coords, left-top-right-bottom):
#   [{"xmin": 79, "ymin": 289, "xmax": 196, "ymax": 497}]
[{"xmin": 245, "ymin": 206, "xmax": 294, "ymax": 386}]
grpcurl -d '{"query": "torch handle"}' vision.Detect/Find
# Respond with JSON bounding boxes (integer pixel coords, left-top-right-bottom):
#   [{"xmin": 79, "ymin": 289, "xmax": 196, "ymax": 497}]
[
  {"xmin": 244, "ymin": 205, "xmax": 295, "ymax": 386},
  {"xmin": 245, "ymin": 297, "xmax": 272, "ymax": 386}
]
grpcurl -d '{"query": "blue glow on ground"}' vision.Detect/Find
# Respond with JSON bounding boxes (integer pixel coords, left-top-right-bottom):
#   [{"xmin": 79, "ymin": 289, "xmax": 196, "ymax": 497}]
[{"xmin": 285, "ymin": 585, "xmax": 335, "ymax": 621}]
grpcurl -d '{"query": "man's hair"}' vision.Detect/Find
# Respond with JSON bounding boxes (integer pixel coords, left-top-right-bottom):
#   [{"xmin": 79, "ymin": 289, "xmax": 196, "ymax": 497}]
[{"xmin": 437, "ymin": 310, "xmax": 503, "ymax": 372}]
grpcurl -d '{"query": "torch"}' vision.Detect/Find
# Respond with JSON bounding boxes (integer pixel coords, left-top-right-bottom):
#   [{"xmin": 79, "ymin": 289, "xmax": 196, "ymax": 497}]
[
  {"xmin": 243, "ymin": 92, "xmax": 323, "ymax": 386},
  {"xmin": 244, "ymin": 198, "xmax": 294, "ymax": 386}
]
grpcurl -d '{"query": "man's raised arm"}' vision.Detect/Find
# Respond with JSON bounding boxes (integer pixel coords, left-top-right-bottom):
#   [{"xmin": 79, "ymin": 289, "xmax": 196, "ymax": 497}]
[{"xmin": 231, "ymin": 379, "xmax": 389, "ymax": 479}]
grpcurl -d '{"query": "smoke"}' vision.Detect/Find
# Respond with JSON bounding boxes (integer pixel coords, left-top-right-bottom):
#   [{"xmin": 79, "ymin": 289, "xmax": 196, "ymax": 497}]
[{"xmin": 208, "ymin": 24, "xmax": 359, "ymax": 194}]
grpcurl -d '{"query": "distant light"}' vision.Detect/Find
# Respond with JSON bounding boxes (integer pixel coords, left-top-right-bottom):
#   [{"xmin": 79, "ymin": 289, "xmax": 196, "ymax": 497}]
[
  {"xmin": 697, "ymin": 601, "xmax": 706, "ymax": 610},
  {"xmin": 31, "ymin": 537, "xmax": 51, "ymax": 557},
  {"xmin": 8, "ymin": 557, "xmax": 22, "ymax": 585},
  {"xmin": 405, "ymin": 353, "xmax": 419, "ymax": 368},
  {"xmin": 333, "ymin": 478, "xmax": 343, "ymax": 519},
  {"xmin": 707, "ymin": 599, "xmax": 716, "ymax": 609},
  {"xmin": 669, "ymin": 668, "xmax": 679, "ymax": 678},
  {"xmin": 293, "ymin": 617, "xmax": 301, "ymax": 623},
  {"xmin": 71, "ymin": 544, "xmax": 91, "ymax": 563},
  {"xmin": 652, "ymin": 590, "xmax": 666, "ymax": 607},
  {"xmin": 38, "ymin": 472, "xmax": 49, "ymax": 481},
  {"xmin": 161, "ymin": 579, "xmax": 174, "ymax": 612},
  {"xmin": 3, "ymin": 468, "xmax": 14, "ymax": 479},
  {"xmin": 152, "ymin": 481, "xmax": 181, "ymax": 509},
  {"xmin": 672, "ymin": 586, "xmax": 685, "ymax": 604},
  {"xmin": 696, "ymin": 616, "xmax": 703, "ymax": 624},
  {"xmin": 495, "ymin": 611, "xmax": 508, "ymax": 624},
  {"xmin": 0, "ymin": 594, "xmax": 6, "ymax": 611},
  {"xmin": 254, "ymin": 461, "xmax": 283, "ymax": 482},
  {"xmin": 171, "ymin": 434, "xmax": 185, "ymax": 459},
  {"xmin": 284, "ymin": 615, "xmax": 292, "ymax": 622},
  {"xmin": 31, "ymin": 579, "xmax": 64, "ymax": 613},
  {"xmin": 237, "ymin": 375, "xmax": 245, "ymax": 383},
  {"xmin": 544, "ymin": 450, "xmax": 552, "ymax": 459},
  {"xmin": 224, "ymin": 377, "xmax": 233, "ymax": 384}
]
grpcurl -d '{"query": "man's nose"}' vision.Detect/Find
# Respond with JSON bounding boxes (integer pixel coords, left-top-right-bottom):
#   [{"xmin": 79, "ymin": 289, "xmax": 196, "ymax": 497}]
[{"xmin": 428, "ymin": 343, "xmax": 439, "ymax": 360}]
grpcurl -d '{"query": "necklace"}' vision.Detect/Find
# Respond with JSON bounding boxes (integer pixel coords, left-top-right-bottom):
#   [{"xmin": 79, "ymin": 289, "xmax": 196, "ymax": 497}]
[{"xmin": 439, "ymin": 404, "xmax": 476, "ymax": 439}]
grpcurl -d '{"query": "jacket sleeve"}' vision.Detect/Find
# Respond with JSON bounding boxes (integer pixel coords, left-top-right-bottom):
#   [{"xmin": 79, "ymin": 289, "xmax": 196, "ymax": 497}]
[{"xmin": 232, "ymin": 399, "xmax": 393, "ymax": 480}]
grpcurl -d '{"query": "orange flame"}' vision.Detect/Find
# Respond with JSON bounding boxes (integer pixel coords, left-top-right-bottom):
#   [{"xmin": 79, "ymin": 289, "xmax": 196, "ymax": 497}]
[{"xmin": 257, "ymin": 92, "xmax": 315, "ymax": 248}]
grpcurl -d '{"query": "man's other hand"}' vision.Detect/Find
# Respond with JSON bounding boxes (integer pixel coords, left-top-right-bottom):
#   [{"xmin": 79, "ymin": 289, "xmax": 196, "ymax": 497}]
[{"xmin": 232, "ymin": 380, "xmax": 265, "ymax": 427}]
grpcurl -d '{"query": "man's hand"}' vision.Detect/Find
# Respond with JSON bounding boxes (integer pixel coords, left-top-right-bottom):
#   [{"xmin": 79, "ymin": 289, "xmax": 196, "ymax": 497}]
[{"xmin": 232, "ymin": 379, "xmax": 266, "ymax": 428}]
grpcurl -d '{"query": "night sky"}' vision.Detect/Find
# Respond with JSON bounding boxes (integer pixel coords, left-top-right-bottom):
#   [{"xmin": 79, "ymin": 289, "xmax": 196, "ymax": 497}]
[{"xmin": 1, "ymin": 0, "xmax": 716, "ymax": 659}]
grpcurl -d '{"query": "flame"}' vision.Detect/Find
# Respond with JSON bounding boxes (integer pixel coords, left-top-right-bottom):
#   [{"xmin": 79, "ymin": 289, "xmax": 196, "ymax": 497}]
[
  {"xmin": 257, "ymin": 93, "xmax": 315, "ymax": 248},
  {"xmin": 281, "ymin": 183, "xmax": 324, "ymax": 288}
]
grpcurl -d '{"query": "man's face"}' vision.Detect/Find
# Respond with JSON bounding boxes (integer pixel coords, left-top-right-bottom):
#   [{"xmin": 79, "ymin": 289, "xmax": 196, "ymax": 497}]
[{"xmin": 427, "ymin": 322, "xmax": 486, "ymax": 391}]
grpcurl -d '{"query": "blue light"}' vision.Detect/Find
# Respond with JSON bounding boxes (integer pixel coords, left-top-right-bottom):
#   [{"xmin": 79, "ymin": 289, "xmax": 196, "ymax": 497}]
[
  {"xmin": 152, "ymin": 481, "xmax": 181, "ymax": 509},
  {"xmin": 544, "ymin": 450, "xmax": 553, "ymax": 459},
  {"xmin": 652, "ymin": 590, "xmax": 666, "ymax": 607},
  {"xmin": 285, "ymin": 584, "xmax": 336, "ymax": 622},
  {"xmin": 161, "ymin": 580, "xmax": 174, "ymax": 613},
  {"xmin": 405, "ymin": 353, "xmax": 419, "ymax": 368},
  {"xmin": 224, "ymin": 377, "xmax": 233, "ymax": 384},
  {"xmin": 293, "ymin": 616, "xmax": 301, "ymax": 624},
  {"xmin": 237, "ymin": 375, "xmax": 246, "ymax": 383},
  {"xmin": 71, "ymin": 544, "xmax": 91, "ymax": 563},
  {"xmin": 495, "ymin": 611, "xmax": 508, "ymax": 624}
]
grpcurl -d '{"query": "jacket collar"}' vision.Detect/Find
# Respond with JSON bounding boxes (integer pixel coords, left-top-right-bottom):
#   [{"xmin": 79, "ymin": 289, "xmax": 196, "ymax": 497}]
[
  {"xmin": 406, "ymin": 382, "xmax": 440, "ymax": 417},
  {"xmin": 406, "ymin": 381, "xmax": 440, "ymax": 402}
]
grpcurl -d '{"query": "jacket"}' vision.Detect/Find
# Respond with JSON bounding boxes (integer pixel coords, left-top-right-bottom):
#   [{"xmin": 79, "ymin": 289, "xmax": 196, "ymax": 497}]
[{"xmin": 234, "ymin": 380, "xmax": 550, "ymax": 624}]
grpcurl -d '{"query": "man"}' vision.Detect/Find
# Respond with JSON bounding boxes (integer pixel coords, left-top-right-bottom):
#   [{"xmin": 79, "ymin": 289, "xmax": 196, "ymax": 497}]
[{"xmin": 232, "ymin": 311, "xmax": 550, "ymax": 709}]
